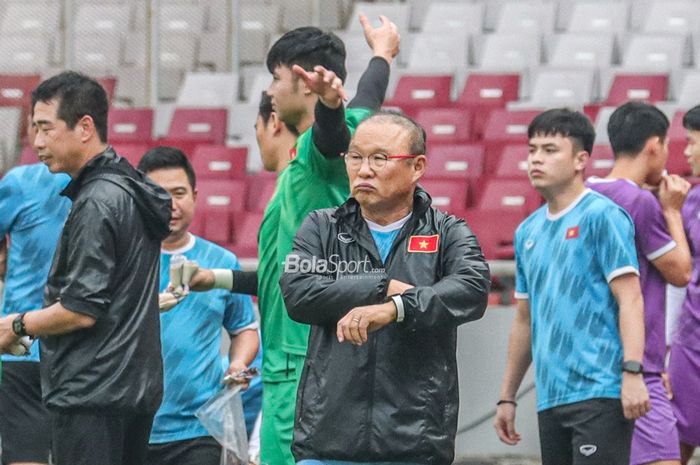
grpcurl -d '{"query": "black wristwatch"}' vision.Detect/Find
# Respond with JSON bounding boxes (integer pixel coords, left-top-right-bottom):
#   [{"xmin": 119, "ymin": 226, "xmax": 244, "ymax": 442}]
[
  {"xmin": 11, "ymin": 313, "xmax": 28, "ymax": 337},
  {"xmin": 621, "ymin": 360, "xmax": 643, "ymax": 375}
]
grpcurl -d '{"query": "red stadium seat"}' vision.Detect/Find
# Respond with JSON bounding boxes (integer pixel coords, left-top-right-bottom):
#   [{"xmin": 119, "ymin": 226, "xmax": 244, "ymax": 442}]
[
  {"xmin": 97, "ymin": 76, "xmax": 117, "ymax": 104},
  {"xmin": 111, "ymin": 143, "xmax": 151, "ymax": 167},
  {"xmin": 475, "ymin": 178, "xmax": 542, "ymax": 214},
  {"xmin": 17, "ymin": 145, "xmax": 37, "ymax": 165},
  {"xmin": 0, "ymin": 74, "xmax": 40, "ymax": 108},
  {"xmin": 668, "ymin": 111, "xmax": 691, "ymax": 176},
  {"xmin": 494, "ymin": 144, "xmax": 529, "ymax": 179},
  {"xmin": 425, "ymin": 143, "xmax": 484, "ymax": 180},
  {"xmin": 165, "ymin": 108, "xmax": 228, "ymax": 143},
  {"xmin": 482, "ymin": 109, "xmax": 540, "ymax": 173},
  {"xmin": 191, "ymin": 144, "xmax": 247, "ymax": 180},
  {"xmin": 458, "ymin": 73, "xmax": 520, "ymax": 138},
  {"xmin": 415, "ymin": 107, "xmax": 471, "ymax": 144},
  {"xmin": 108, "ymin": 108, "xmax": 154, "ymax": 143},
  {"xmin": 464, "ymin": 208, "xmax": 524, "ymax": 260},
  {"xmin": 232, "ymin": 211, "xmax": 264, "ymax": 258},
  {"xmin": 588, "ymin": 145, "xmax": 615, "ymax": 178},
  {"xmin": 603, "ymin": 74, "xmax": 668, "ymax": 106},
  {"xmin": 246, "ymin": 173, "xmax": 277, "ymax": 212},
  {"xmin": 196, "ymin": 180, "xmax": 247, "ymax": 246},
  {"xmin": 386, "ymin": 74, "xmax": 453, "ymax": 112},
  {"xmin": 419, "ymin": 178, "xmax": 469, "ymax": 216}
]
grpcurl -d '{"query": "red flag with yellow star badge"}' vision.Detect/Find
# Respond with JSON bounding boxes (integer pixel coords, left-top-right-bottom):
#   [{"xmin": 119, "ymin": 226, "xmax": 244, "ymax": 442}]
[
  {"xmin": 407, "ymin": 235, "xmax": 440, "ymax": 253},
  {"xmin": 565, "ymin": 226, "xmax": 579, "ymax": 240}
]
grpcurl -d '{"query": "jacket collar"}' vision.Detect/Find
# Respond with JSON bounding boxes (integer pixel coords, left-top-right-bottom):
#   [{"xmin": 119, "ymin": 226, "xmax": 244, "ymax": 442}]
[
  {"xmin": 61, "ymin": 146, "xmax": 117, "ymax": 200},
  {"xmin": 334, "ymin": 185, "xmax": 432, "ymax": 225}
]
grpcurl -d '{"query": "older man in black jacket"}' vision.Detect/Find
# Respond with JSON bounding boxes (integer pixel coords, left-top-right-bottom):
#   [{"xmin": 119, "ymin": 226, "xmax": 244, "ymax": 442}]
[
  {"xmin": 0, "ymin": 71, "xmax": 171, "ymax": 465},
  {"xmin": 281, "ymin": 111, "xmax": 490, "ymax": 465}
]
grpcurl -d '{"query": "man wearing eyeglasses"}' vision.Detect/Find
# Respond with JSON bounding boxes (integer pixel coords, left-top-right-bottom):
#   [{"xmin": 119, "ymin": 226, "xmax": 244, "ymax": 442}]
[{"xmin": 279, "ymin": 111, "xmax": 490, "ymax": 464}]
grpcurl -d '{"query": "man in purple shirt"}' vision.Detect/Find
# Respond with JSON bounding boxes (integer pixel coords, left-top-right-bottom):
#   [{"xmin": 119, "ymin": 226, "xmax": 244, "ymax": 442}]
[
  {"xmin": 668, "ymin": 104, "xmax": 700, "ymax": 465},
  {"xmin": 586, "ymin": 102, "xmax": 691, "ymax": 465}
]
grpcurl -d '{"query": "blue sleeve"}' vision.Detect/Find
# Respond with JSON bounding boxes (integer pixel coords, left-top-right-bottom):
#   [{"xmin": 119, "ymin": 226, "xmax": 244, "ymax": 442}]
[
  {"xmin": 514, "ymin": 224, "xmax": 529, "ymax": 298},
  {"xmin": 0, "ymin": 170, "xmax": 22, "ymax": 236},
  {"xmin": 592, "ymin": 206, "xmax": 639, "ymax": 282},
  {"xmin": 222, "ymin": 255, "xmax": 257, "ymax": 333}
]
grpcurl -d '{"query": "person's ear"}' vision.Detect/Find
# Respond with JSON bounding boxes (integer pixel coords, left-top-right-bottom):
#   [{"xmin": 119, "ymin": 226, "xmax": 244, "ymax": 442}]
[
  {"xmin": 77, "ymin": 115, "xmax": 95, "ymax": 143},
  {"xmin": 574, "ymin": 150, "xmax": 589, "ymax": 173},
  {"xmin": 270, "ymin": 112, "xmax": 283, "ymax": 136},
  {"xmin": 411, "ymin": 155, "xmax": 427, "ymax": 182}
]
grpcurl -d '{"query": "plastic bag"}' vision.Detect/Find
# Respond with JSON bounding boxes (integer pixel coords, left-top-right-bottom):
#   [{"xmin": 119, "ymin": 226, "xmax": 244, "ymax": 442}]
[{"xmin": 195, "ymin": 385, "xmax": 249, "ymax": 465}]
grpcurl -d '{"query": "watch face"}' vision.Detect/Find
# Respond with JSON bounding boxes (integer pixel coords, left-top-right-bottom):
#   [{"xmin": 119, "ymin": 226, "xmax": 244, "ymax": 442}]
[
  {"xmin": 622, "ymin": 361, "xmax": 643, "ymax": 373},
  {"xmin": 12, "ymin": 315, "xmax": 25, "ymax": 337}
]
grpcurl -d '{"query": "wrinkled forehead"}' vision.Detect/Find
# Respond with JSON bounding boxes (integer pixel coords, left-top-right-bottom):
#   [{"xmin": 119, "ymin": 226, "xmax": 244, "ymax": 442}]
[{"xmin": 350, "ymin": 120, "xmax": 411, "ymax": 153}]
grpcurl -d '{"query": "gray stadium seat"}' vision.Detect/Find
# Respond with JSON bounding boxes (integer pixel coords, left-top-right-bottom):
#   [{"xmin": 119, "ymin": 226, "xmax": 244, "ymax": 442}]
[
  {"xmin": 0, "ymin": 107, "xmax": 22, "ymax": 173},
  {"xmin": 510, "ymin": 69, "xmax": 596, "ymax": 109},
  {"xmin": 345, "ymin": 2, "xmax": 410, "ymax": 34},
  {"xmin": 621, "ymin": 34, "xmax": 687, "ymax": 72},
  {"xmin": 74, "ymin": 4, "xmax": 131, "ymax": 34},
  {"xmin": 0, "ymin": 35, "xmax": 52, "ymax": 73},
  {"xmin": 406, "ymin": 32, "xmax": 469, "ymax": 73},
  {"xmin": 176, "ymin": 72, "xmax": 239, "ymax": 107},
  {"xmin": 549, "ymin": 33, "xmax": 615, "ymax": 70},
  {"xmin": 421, "ymin": 2, "xmax": 484, "ymax": 35},
  {"xmin": 563, "ymin": 1, "xmax": 628, "ymax": 34},
  {"xmin": 0, "ymin": 3, "xmax": 60, "ymax": 35},
  {"xmin": 494, "ymin": 2, "xmax": 556, "ymax": 35},
  {"xmin": 73, "ymin": 33, "xmax": 123, "ymax": 75},
  {"xmin": 475, "ymin": 33, "xmax": 541, "ymax": 73}
]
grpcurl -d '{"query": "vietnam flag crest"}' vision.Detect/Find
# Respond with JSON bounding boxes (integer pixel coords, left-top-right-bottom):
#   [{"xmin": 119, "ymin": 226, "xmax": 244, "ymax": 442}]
[
  {"xmin": 407, "ymin": 235, "xmax": 440, "ymax": 253},
  {"xmin": 565, "ymin": 226, "xmax": 580, "ymax": 240}
]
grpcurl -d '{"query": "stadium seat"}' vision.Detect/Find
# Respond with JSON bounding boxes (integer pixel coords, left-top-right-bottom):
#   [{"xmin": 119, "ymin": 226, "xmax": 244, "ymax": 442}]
[
  {"xmin": 191, "ymin": 145, "xmax": 248, "ymax": 180},
  {"xmin": 494, "ymin": 2, "xmax": 556, "ymax": 35},
  {"xmin": 621, "ymin": 35, "xmax": 686, "ymax": 72},
  {"xmin": 548, "ymin": 33, "xmax": 615, "ymax": 70},
  {"xmin": 475, "ymin": 178, "xmax": 542, "ymax": 214},
  {"xmin": 386, "ymin": 75, "xmax": 454, "ymax": 112},
  {"xmin": 74, "ymin": 33, "xmax": 123, "ymax": 75},
  {"xmin": 588, "ymin": 145, "xmax": 615, "ymax": 178},
  {"xmin": 108, "ymin": 108, "xmax": 154, "ymax": 144},
  {"xmin": 0, "ymin": 35, "xmax": 52, "ymax": 73},
  {"xmin": 16, "ymin": 145, "xmax": 37, "ymax": 166},
  {"xmin": 239, "ymin": 4, "xmax": 281, "ymax": 64},
  {"xmin": 603, "ymin": 74, "xmax": 668, "ymax": 106},
  {"xmin": 458, "ymin": 73, "xmax": 520, "ymax": 138},
  {"xmin": 482, "ymin": 110, "xmax": 540, "ymax": 171},
  {"xmin": 668, "ymin": 111, "xmax": 692, "ymax": 176},
  {"xmin": 419, "ymin": 178, "xmax": 469, "ymax": 216},
  {"xmin": 420, "ymin": 2, "xmax": 484, "ymax": 35},
  {"xmin": 414, "ymin": 108, "xmax": 471, "ymax": 144},
  {"xmin": 196, "ymin": 179, "xmax": 247, "ymax": 246},
  {"xmin": 494, "ymin": 145, "xmax": 529, "ymax": 179},
  {"xmin": 464, "ymin": 208, "xmax": 523, "ymax": 260},
  {"xmin": 75, "ymin": 3, "xmax": 131, "ymax": 34},
  {"xmin": 512, "ymin": 69, "xmax": 596, "ymax": 108},
  {"xmin": 0, "ymin": 107, "xmax": 22, "ymax": 170},
  {"xmin": 592, "ymin": 106, "xmax": 616, "ymax": 144},
  {"xmin": 232, "ymin": 211, "xmax": 264, "ymax": 259},
  {"xmin": 96, "ymin": 77, "xmax": 117, "ymax": 105},
  {"xmin": 475, "ymin": 33, "xmax": 541, "ymax": 73},
  {"xmin": 246, "ymin": 174, "xmax": 277, "ymax": 212},
  {"xmin": 159, "ymin": 4, "xmax": 205, "ymax": 34},
  {"xmin": 406, "ymin": 32, "xmax": 470, "ymax": 73},
  {"xmin": 176, "ymin": 72, "xmax": 239, "ymax": 107},
  {"xmin": 0, "ymin": 74, "xmax": 40, "ymax": 108},
  {"xmin": 0, "ymin": 3, "xmax": 60, "ymax": 35},
  {"xmin": 111, "ymin": 143, "xmax": 151, "ymax": 167},
  {"xmin": 564, "ymin": 1, "xmax": 628, "ymax": 34},
  {"xmin": 639, "ymin": 1, "xmax": 698, "ymax": 35},
  {"xmin": 425, "ymin": 144, "xmax": 485, "ymax": 181},
  {"xmin": 346, "ymin": 2, "xmax": 410, "ymax": 35},
  {"xmin": 165, "ymin": 108, "xmax": 228, "ymax": 146}
]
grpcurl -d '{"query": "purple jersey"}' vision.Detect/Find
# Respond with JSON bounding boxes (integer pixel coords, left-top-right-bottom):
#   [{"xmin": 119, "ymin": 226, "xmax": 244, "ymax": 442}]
[
  {"xmin": 676, "ymin": 185, "xmax": 700, "ymax": 351},
  {"xmin": 587, "ymin": 177, "xmax": 675, "ymax": 372}
]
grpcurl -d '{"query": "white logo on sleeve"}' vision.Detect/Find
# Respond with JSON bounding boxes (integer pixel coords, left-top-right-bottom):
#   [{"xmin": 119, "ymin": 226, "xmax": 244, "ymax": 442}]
[
  {"xmin": 579, "ymin": 444, "xmax": 597, "ymax": 456},
  {"xmin": 337, "ymin": 233, "xmax": 355, "ymax": 244},
  {"xmin": 525, "ymin": 239, "xmax": 535, "ymax": 250}
]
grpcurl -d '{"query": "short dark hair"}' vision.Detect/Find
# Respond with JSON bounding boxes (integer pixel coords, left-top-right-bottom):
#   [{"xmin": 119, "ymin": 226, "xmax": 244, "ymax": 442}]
[
  {"xmin": 358, "ymin": 110, "xmax": 427, "ymax": 155},
  {"xmin": 137, "ymin": 146, "xmax": 196, "ymax": 190},
  {"xmin": 528, "ymin": 108, "xmax": 595, "ymax": 154},
  {"xmin": 257, "ymin": 91, "xmax": 298, "ymax": 136},
  {"xmin": 683, "ymin": 105, "xmax": 700, "ymax": 131},
  {"xmin": 31, "ymin": 71, "xmax": 109, "ymax": 142},
  {"xmin": 608, "ymin": 102, "xmax": 669, "ymax": 157},
  {"xmin": 266, "ymin": 27, "xmax": 347, "ymax": 83}
]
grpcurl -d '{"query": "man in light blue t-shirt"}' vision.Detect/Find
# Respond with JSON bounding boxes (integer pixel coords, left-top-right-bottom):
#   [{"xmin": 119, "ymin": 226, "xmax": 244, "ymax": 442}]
[
  {"xmin": 0, "ymin": 161, "xmax": 70, "ymax": 465},
  {"xmin": 138, "ymin": 147, "xmax": 259, "ymax": 465},
  {"xmin": 494, "ymin": 109, "xmax": 650, "ymax": 465}
]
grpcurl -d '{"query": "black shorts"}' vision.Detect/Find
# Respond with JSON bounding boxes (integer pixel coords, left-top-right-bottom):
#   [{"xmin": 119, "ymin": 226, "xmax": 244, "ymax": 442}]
[
  {"xmin": 147, "ymin": 436, "xmax": 221, "ymax": 465},
  {"xmin": 0, "ymin": 361, "xmax": 51, "ymax": 464},
  {"xmin": 50, "ymin": 409, "xmax": 155, "ymax": 465},
  {"xmin": 538, "ymin": 398, "xmax": 634, "ymax": 465}
]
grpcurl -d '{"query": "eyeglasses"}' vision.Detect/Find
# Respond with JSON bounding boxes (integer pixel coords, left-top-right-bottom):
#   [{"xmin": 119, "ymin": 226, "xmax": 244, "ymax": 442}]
[{"xmin": 342, "ymin": 151, "xmax": 418, "ymax": 170}]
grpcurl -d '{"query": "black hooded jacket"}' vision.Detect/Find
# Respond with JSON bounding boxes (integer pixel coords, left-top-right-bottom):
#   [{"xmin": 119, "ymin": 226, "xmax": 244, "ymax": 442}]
[
  {"xmin": 41, "ymin": 147, "xmax": 171, "ymax": 414},
  {"xmin": 281, "ymin": 187, "xmax": 490, "ymax": 464}
]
